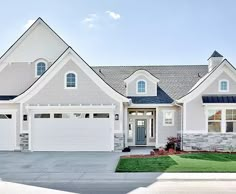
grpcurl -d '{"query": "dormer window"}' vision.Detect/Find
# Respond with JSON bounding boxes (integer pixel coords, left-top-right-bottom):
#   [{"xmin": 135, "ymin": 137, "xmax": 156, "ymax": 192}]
[
  {"xmin": 219, "ymin": 80, "xmax": 229, "ymax": 92},
  {"xmin": 35, "ymin": 61, "xmax": 47, "ymax": 77},
  {"xmin": 124, "ymin": 70, "xmax": 159, "ymax": 96},
  {"xmin": 137, "ymin": 80, "xmax": 147, "ymax": 94}
]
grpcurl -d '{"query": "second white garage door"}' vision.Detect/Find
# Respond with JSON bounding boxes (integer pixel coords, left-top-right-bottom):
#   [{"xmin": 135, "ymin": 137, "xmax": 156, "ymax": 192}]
[
  {"xmin": 0, "ymin": 112, "xmax": 16, "ymax": 151},
  {"xmin": 31, "ymin": 112, "xmax": 113, "ymax": 151}
]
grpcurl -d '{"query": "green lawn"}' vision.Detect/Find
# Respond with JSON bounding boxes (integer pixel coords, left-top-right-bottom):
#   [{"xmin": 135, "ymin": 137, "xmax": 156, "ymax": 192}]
[{"xmin": 116, "ymin": 153, "xmax": 236, "ymax": 172}]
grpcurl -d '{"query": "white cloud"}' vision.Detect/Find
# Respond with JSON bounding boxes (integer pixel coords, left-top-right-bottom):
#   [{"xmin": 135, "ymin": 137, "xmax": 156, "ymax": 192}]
[
  {"xmin": 81, "ymin": 14, "xmax": 97, "ymax": 28},
  {"xmin": 88, "ymin": 23, "xmax": 95, "ymax": 28},
  {"xmin": 23, "ymin": 19, "xmax": 36, "ymax": 30},
  {"xmin": 106, "ymin": 11, "xmax": 121, "ymax": 20}
]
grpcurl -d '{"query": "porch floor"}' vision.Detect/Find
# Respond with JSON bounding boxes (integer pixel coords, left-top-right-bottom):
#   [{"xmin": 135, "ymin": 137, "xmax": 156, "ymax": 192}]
[{"xmin": 128, "ymin": 146, "xmax": 155, "ymax": 155}]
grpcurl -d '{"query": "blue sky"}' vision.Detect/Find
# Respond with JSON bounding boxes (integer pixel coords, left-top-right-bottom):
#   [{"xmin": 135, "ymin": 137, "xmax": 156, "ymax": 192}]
[{"xmin": 0, "ymin": 0, "xmax": 236, "ymax": 66}]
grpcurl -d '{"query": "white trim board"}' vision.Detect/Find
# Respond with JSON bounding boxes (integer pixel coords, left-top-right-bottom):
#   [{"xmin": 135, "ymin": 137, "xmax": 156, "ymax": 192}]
[
  {"xmin": 25, "ymin": 104, "xmax": 116, "ymax": 112},
  {"xmin": 203, "ymin": 103, "xmax": 236, "ymax": 106}
]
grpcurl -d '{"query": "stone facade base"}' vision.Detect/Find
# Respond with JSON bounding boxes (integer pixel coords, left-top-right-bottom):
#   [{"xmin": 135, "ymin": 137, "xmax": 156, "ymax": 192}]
[
  {"xmin": 114, "ymin": 133, "xmax": 124, "ymax": 151},
  {"xmin": 183, "ymin": 133, "xmax": 236, "ymax": 152},
  {"xmin": 20, "ymin": 133, "xmax": 29, "ymax": 151}
]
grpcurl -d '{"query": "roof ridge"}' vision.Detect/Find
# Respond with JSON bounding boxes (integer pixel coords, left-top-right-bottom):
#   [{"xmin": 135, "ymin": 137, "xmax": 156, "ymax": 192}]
[{"xmin": 91, "ymin": 64, "xmax": 208, "ymax": 67}]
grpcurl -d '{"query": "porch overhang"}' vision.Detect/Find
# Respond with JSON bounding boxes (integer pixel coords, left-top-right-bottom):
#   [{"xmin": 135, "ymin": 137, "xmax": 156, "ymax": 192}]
[
  {"xmin": 202, "ymin": 95, "xmax": 236, "ymax": 104},
  {"xmin": 129, "ymin": 103, "xmax": 173, "ymax": 108}
]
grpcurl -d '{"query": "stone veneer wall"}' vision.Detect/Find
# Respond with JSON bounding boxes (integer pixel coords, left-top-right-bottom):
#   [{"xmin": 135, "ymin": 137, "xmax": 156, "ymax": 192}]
[
  {"xmin": 183, "ymin": 133, "xmax": 236, "ymax": 152},
  {"xmin": 114, "ymin": 133, "xmax": 124, "ymax": 151},
  {"xmin": 20, "ymin": 133, "xmax": 29, "ymax": 151}
]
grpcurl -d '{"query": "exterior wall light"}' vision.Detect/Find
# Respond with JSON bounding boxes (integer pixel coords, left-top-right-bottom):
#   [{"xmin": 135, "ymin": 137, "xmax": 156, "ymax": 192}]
[{"xmin": 115, "ymin": 114, "xmax": 119, "ymax": 120}]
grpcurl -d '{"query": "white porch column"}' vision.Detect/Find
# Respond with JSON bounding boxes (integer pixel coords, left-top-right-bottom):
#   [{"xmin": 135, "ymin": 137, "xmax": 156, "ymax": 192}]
[
  {"xmin": 27, "ymin": 109, "xmax": 32, "ymax": 151},
  {"xmin": 155, "ymin": 107, "xmax": 159, "ymax": 148}
]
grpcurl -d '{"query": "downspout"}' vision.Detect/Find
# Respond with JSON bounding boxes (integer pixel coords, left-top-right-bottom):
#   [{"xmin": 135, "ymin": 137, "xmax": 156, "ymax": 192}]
[{"xmin": 173, "ymin": 101, "xmax": 183, "ymax": 150}]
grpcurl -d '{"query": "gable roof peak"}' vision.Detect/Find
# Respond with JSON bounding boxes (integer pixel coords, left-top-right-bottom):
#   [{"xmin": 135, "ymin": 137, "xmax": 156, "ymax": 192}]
[
  {"xmin": 208, "ymin": 50, "xmax": 223, "ymax": 60},
  {"xmin": 124, "ymin": 69, "xmax": 160, "ymax": 84}
]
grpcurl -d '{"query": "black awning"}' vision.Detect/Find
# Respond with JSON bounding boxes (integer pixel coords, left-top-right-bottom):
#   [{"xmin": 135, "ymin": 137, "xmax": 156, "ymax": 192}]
[
  {"xmin": 0, "ymin": 96, "xmax": 17, "ymax": 101},
  {"xmin": 202, "ymin": 95, "xmax": 236, "ymax": 103}
]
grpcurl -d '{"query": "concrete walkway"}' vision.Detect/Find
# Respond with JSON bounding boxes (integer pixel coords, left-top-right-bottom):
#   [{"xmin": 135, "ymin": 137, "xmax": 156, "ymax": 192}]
[
  {"xmin": 129, "ymin": 181, "xmax": 236, "ymax": 194},
  {"xmin": 129, "ymin": 173, "xmax": 236, "ymax": 194},
  {"xmin": 157, "ymin": 173, "xmax": 236, "ymax": 181}
]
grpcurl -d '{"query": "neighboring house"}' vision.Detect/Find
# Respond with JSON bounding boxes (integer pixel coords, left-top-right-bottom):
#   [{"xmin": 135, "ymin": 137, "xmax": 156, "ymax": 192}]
[{"xmin": 0, "ymin": 18, "xmax": 235, "ymax": 152}]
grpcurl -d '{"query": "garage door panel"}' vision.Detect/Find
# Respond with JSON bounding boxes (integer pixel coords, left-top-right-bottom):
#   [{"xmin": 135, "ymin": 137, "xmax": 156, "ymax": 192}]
[
  {"xmin": 0, "ymin": 114, "xmax": 16, "ymax": 151},
  {"xmin": 31, "ymin": 113, "xmax": 113, "ymax": 151}
]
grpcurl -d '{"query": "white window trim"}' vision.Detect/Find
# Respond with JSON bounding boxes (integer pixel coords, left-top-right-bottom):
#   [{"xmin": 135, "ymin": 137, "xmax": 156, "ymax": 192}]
[
  {"xmin": 64, "ymin": 71, "xmax": 78, "ymax": 89},
  {"xmin": 162, "ymin": 110, "xmax": 175, "ymax": 126},
  {"xmin": 136, "ymin": 79, "xmax": 147, "ymax": 94},
  {"xmin": 205, "ymin": 106, "xmax": 236, "ymax": 134},
  {"xmin": 35, "ymin": 60, "xmax": 48, "ymax": 78},
  {"xmin": 218, "ymin": 79, "xmax": 229, "ymax": 92}
]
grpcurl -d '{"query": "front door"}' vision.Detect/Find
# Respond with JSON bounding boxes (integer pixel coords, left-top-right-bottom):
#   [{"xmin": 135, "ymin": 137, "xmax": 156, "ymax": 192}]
[{"xmin": 135, "ymin": 119, "xmax": 147, "ymax": 145}]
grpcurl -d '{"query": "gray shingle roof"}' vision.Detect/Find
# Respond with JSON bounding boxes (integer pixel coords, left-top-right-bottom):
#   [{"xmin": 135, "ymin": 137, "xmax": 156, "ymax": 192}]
[
  {"xmin": 128, "ymin": 87, "xmax": 173, "ymax": 104},
  {"xmin": 92, "ymin": 65, "xmax": 208, "ymax": 102}
]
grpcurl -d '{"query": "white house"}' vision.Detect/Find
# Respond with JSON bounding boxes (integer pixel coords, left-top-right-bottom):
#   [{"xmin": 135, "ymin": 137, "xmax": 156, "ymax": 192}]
[{"xmin": 0, "ymin": 18, "xmax": 235, "ymax": 152}]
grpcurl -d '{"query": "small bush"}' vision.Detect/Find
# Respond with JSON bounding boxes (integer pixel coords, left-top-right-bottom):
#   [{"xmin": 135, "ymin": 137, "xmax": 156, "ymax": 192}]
[{"xmin": 166, "ymin": 136, "xmax": 181, "ymax": 151}]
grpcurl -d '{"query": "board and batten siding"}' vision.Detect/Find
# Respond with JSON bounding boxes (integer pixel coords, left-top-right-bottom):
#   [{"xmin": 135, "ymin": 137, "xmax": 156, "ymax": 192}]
[
  {"xmin": 126, "ymin": 75, "xmax": 157, "ymax": 96},
  {"xmin": 185, "ymin": 71, "xmax": 236, "ymax": 132}
]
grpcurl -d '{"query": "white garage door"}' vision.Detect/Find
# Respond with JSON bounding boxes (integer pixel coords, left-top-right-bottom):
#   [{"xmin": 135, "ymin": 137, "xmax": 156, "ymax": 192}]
[
  {"xmin": 0, "ymin": 112, "xmax": 16, "ymax": 150},
  {"xmin": 31, "ymin": 112, "xmax": 113, "ymax": 151}
]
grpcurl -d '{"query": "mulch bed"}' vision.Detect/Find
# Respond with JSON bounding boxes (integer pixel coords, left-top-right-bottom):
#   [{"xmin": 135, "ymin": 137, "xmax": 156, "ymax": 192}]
[
  {"xmin": 121, "ymin": 150, "xmax": 236, "ymax": 159},
  {"xmin": 121, "ymin": 150, "xmax": 186, "ymax": 159}
]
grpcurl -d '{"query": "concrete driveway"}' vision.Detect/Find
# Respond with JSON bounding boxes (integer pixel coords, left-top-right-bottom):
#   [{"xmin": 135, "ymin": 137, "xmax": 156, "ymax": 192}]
[
  {"xmin": 0, "ymin": 151, "xmax": 159, "ymax": 194},
  {"xmin": 0, "ymin": 151, "xmax": 121, "ymax": 179}
]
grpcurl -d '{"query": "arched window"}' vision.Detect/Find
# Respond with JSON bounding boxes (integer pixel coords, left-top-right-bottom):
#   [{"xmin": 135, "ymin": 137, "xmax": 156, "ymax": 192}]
[
  {"xmin": 36, "ymin": 62, "xmax": 47, "ymax": 77},
  {"xmin": 219, "ymin": 80, "xmax": 229, "ymax": 92},
  {"xmin": 137, "ymin": 80, "xmax": 146, "ymax": 93},
  {"xmin": 65, "ymin": 72, "xmax": 77, "ymax": 89}
]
